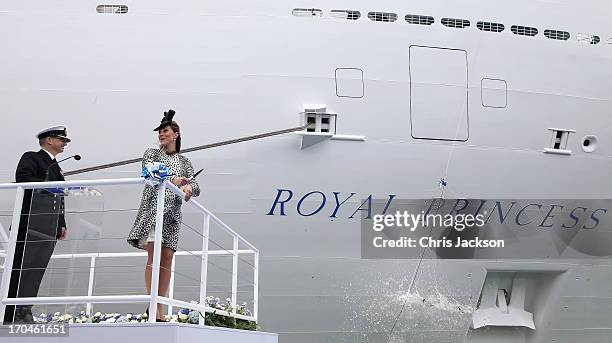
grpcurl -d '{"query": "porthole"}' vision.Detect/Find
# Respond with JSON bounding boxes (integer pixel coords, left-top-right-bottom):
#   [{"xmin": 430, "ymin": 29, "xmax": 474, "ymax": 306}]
[
  {"xmin": 96, "ymin": 5, "xmax": 128, "ymax": 14},
  {"xmin": 405, "ymin": 14, "xmax": 434, "ymax": 25},
  {"xmin": 511, "ymin": 25, "xmax": 538, "ymax": 37},
  {"xmin": 330, "ymin": 10, "xmax": 360, "ymax": 20},
  {"xmin": 477, "ymin": 21, "xmax": 504, "ymax": 32},
  {"xmin": 292, "ymin": 8, "xmax": 323, "ymax": 17},
  {"xmin": 582, "ymin": 135, "xmax": 598, "ymax": 153},
  {"xmin": 367, "ymin": 12, "xmax": 397, "ymax": 22},
  {"xmin": 544, "ymin": 29, "xmax": 570, "ymax": 41},
  {"xmin": 577, "ymin": 33, "xmax": 600, "ymax": 45},
  {"xmin": 441, "ymin": 18, "xmax": 470, "ymax": 29}
]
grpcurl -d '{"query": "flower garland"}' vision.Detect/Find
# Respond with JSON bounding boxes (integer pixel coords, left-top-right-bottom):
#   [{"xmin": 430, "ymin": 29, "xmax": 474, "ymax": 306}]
[{"xmin": 32, "ymin": 297, "xmax": 256, "ymax": 330}]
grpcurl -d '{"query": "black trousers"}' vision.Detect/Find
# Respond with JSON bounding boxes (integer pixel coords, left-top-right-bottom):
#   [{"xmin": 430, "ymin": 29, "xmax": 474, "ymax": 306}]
[{"xmin": 4, "ymin": 193, "xmax": 58, "ymax": 324}]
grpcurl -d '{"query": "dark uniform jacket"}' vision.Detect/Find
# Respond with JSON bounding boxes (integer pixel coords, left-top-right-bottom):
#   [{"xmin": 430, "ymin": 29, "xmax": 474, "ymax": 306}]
[
  {"xmin": 15, "ymin": 149, "xmax": 66, "ymax": 238},
  {"xmin": 4, "ymin": 149, "xmax": 66, "ymax": 324}
]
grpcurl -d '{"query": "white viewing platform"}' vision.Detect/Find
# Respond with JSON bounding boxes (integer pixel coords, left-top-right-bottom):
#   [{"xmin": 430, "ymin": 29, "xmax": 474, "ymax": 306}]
[
  {"xmin": 0, "ymin": 176, "xmax": 276, "ymax": 342},
  {"xmin": 2, "ymin": 323, "xmax": 278, "ymax": 343}
]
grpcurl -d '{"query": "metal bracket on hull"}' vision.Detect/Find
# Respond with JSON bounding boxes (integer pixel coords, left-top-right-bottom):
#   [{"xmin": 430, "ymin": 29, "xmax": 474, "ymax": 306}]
[
  {"xmin": 543, "ymin": 128, "xmax": 576, "ymax": 156},
  {"xmin": 472, "ymin": 273, "xmax": 536, "ymax": 330},
  {"xmin": 297, "ymin": 131, "xmax": 333, "ymax": 149},
  {"xmin": 296, "ymin": 132, "xmax": 366, "ymax": 149}
]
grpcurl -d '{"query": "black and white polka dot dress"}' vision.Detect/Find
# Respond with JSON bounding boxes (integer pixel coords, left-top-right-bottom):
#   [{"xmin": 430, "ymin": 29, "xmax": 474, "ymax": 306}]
[{"xmin": 127, "ymin": 148, "xmax": 201, "ymax": 251}]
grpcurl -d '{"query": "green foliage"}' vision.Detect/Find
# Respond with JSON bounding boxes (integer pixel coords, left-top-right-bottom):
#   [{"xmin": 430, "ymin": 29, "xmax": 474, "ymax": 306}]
[{"xmin": 201, "ymin": 311, "xmax": 258, "ymax": 331}]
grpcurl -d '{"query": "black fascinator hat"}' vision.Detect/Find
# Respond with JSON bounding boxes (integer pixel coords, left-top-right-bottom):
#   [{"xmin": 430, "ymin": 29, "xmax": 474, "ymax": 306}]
[{"xmin": 154, "ymin": 109, "xmax": 176, "ymax": 131}]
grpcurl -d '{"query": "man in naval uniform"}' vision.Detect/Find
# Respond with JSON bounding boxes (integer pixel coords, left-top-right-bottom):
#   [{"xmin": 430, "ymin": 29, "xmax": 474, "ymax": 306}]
[{"xmin": 3, "ymin": 126, "xmax": 70, "ymax": 324}]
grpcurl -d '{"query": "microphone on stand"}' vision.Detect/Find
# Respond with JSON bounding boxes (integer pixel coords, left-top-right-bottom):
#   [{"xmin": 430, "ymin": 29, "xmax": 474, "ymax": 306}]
[{"xmin": 45, "ymin": 154, "xmax": 81, "ymax": 181}]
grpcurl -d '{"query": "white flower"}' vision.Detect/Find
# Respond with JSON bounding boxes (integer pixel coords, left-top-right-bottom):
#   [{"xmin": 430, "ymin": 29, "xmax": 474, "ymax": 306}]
[
  {"xmin": 178, "ymin": 313, "xmax": 188, "ymax": 320},
  {"xmin": 94, "ymin": 312, "xmax": 102, "ymax": 317}
]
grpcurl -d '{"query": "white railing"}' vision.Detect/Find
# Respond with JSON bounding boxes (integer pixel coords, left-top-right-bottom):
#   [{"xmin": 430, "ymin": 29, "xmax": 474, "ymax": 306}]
[{"xmin": 0, "ymin": 177, "xmax": 259, "ymax": 324}]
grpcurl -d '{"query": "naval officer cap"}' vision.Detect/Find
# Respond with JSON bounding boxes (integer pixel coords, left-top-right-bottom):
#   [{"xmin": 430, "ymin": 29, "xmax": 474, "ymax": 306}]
[
  {"xmin": 154, "ymin": 109, "xmax": 176, "ymax": 131},
  {"xmin": 36, "ymin": 125, "xmax": 71, "ymax": 142}
]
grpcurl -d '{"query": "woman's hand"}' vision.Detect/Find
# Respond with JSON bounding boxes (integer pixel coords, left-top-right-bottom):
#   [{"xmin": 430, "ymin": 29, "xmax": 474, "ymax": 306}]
[
  {"xmin": 181, "ymin": 184, "xmax": 193, "ymax": 201},
  {"xmin": 171, "ymin": 176, "xmax": 190, "ymax": 187}
]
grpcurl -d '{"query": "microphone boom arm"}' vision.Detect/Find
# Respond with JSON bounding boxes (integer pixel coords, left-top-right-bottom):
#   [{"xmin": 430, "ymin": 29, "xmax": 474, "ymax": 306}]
[{"xmin": 45, "ymin": 154, "xmax": 81, "ymax": 180}]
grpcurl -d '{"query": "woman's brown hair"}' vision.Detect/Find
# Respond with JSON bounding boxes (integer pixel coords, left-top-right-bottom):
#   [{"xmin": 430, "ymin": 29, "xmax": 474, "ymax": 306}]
[{"xmin": 168, "ymin": 121, "xmax": 181, "ymax": 153}]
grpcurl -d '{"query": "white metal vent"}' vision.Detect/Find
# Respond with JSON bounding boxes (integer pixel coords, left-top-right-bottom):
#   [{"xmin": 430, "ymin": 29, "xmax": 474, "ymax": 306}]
[
  {"xmin": 441, "ymin": 18, "xmax": 470, "ymax": 29},
  {"xmin": 544, "ymin": 128, "xmax": 575, "ymax": 155},
  {"xmin": 405, "ymin": 14, "xmax": 434, "ymax": 25},
  {"xmin": 330, "ymin": 10, "xmax": 360, "ymax": 20},
  {"xmin": 544, "ymin": 29, "xmax": 570, "ymax": 41},
  {"xmin": 305, "ymin": 113, "xmax": 336, "ymax": 133},
  {"xmin": 577, "ymin": 33, "xmax": 600, "ymax": 44},
  {"xmin": 96, "ymin": 5, "xmax": 128, "ymax": 14},
  {"xmin": 367, "ymin": 12, "xmax": 397, "ymax": 23},
  {"xmin": 302, "ymin": 106, "xmax": 337, "ymax": 134},
  {"xmin": 292, "ymin": 8, "xmax": 322, "ymax": 17},
  {"xmin": 477, "ymin": 21, "xmax": 505, "ymax": 32},
  {"xmin": 511, "ymin": 25, "xmax": 538, "ymax": 37}
]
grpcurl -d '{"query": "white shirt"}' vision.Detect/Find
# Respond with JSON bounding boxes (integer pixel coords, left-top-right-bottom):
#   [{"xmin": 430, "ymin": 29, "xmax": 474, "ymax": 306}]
[{"xmin": 41, "ymin": 148, "xmax": 56, "ymax": 161}]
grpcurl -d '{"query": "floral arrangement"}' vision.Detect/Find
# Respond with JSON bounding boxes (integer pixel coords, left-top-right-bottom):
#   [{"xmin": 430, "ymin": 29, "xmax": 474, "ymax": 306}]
[
  {"xmin": 33, "ymin": 297, "xmax": 257, "ymax": 331},
  {"xmin": 141, "ymin": 162, "xmax": 173, "ymax": 186}
]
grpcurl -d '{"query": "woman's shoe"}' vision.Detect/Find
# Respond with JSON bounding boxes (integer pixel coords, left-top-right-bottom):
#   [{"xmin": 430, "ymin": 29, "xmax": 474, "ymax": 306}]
[{"xmin": 146, "ymin": 307, "xmax": 165, "ymax": 322}]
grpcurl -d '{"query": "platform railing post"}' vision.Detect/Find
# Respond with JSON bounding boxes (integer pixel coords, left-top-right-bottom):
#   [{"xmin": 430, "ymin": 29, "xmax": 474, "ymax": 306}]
[
  {"xmin": 167, "ymin": 257, "xmax": 176, "ymax": 316},
  {"xmin": 86, "ymin": 256, "xmax": 96, "ymax": 316},
  {"xmin": 253, "ymin": 251, "xmax": 259, "ymax": 322},
  {"xmin": 231, "ymin": 236, "xmax": 238, "ymax": 316},
  {"xmin": 199, "ymin": 214, "xmax": 210, "ymax": 325},
  {"xmin": 0, "ymin": 187, "xmax": 24, "ymax": 322},
  {"xmin": 148, "ymin": 182, "xmax": 166, "ymax": 323}
]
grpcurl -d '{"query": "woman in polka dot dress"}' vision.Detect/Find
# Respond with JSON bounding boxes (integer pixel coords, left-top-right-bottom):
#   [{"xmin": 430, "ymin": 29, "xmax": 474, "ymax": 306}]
[{"xmin": 127, "ymin": 110, "xmax": 200, "ymax": 321}]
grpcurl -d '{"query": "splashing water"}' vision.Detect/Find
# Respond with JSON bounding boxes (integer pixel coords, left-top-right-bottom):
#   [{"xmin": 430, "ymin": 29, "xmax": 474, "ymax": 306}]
[{"xmin": 397, "ymin": 290, "xmax": 474, "ymax": 315}]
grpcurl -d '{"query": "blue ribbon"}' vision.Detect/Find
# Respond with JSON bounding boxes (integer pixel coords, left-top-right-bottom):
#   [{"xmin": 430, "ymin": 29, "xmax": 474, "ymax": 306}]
[{"xmin": 141, "ymin": 162, "xmax": 173, "ymax": 186}]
